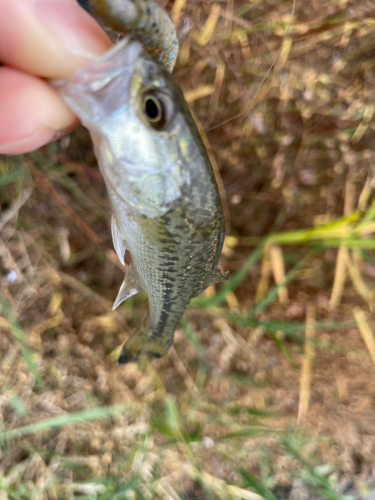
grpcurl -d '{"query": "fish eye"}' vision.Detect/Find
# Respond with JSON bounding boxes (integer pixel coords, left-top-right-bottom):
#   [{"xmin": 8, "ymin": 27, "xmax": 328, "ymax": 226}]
[
  {"xmin": 141, "ymin": 90, "xmax": 174, "ymax": 131},
  {"xmin": 144, "ymin": 95, "xmax": 163, "ymax": 122}
]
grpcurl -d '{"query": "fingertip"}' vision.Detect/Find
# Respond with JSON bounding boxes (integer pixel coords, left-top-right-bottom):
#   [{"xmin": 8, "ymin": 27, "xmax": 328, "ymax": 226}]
[
  {"xmin": 0, "ymin": 0, "xmax": 113, "ymax": 79},
  {"xmin": 0, "ymin": 67, "xmax": 78, "ymax": 154}
]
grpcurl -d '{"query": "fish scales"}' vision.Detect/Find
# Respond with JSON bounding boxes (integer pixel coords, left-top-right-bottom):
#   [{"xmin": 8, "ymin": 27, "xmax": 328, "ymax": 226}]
[
  {"xmin": 106, "ymin": 116, "xmax": 225, "ymax": 360},
  {"xmin": 54, "ymin": 1, "xmax": 228, "ymax": 363},
  {"xmin": 89, "ymin": 0, "xmax": 178, "ymax": 72}
]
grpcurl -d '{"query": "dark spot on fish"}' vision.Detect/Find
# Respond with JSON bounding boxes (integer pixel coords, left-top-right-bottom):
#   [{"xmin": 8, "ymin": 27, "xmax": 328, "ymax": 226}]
[
  {"xmin": 164, "ymin": 267, "xmax": 177, "ymax": 274},
  {"xmin": 168, "ymin": 256, "xmax": 180, "ymax": 262},
  {"xmin": 165, "ymin": 275, "xmax": 176, "ymax": 282}
]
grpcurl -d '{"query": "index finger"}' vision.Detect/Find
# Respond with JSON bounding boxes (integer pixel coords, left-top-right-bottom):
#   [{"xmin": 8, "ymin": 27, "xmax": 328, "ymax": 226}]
[{"xmin": 0, "ymin": 0, "xmax": 113, "ymax": 79}]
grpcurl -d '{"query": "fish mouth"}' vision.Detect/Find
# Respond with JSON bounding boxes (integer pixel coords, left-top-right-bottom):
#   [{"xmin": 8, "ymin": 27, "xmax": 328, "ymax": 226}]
[{"xmin": 52, "ymin": 37, "xmax": 144, "ymax": 124}]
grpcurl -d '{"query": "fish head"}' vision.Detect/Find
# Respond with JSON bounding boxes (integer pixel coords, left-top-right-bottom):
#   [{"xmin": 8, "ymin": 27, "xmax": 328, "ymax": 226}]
[
  {"xmin": 54, "ymin": 37, "xmax": 191, "ymax": 219},
  {"xmin": 117, "ymin": 325, "xmax": 174, "ymax": 364}
]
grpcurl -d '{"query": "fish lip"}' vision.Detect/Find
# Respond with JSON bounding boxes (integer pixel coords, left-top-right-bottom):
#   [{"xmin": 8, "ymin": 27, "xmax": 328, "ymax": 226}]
[
  {"xmin": 52, "ymin": 36, "xmax": 143, "ymax": 90},
  {"xmin": 51, "ymin": 37, "xmax": 144, "ymax": 123}
]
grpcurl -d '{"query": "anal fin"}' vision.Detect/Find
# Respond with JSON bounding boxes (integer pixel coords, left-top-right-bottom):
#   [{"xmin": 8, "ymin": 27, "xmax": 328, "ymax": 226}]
[
  {"xmin": 111, "ymin": 214, "xmax": 126, "ymax": 266},
  {"xmin": 112, "ymin": 263, "xmax": 142, "ymax": 310}
]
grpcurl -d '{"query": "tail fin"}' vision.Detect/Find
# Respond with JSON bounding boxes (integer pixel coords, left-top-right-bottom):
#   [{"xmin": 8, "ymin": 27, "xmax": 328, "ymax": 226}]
[{"xmin": 117, "ymin": 325, "xmax": 174, "ymax": 364}]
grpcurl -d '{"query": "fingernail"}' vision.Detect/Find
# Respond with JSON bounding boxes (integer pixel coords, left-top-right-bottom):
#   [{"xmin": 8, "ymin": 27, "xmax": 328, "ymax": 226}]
[
  {"xmin": 0, "ymin": 129, "xmax": 52, "ymax": 154},
  {"xmin": 33, "ymin": 0, "xmax": 111, "ymax": 62},
  {"xmin": 47, "ymin": 123, "xmax": 78, "ymax": 143},
  {"xmin": 0, "ymin": 125, "xmax": 76, "ymax": 155}
]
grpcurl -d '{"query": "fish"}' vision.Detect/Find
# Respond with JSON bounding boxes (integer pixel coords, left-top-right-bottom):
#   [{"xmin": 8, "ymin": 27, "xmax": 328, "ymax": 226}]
[{"xmin": 53, "ymin": 2, "xmax": 228, "ymax": 363}]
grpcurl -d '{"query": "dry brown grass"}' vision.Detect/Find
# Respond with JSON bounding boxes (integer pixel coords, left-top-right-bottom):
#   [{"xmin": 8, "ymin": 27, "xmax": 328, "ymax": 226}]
[{"xmin": 2, "ymin": 0, "xmax": 375, "ymax": 498}]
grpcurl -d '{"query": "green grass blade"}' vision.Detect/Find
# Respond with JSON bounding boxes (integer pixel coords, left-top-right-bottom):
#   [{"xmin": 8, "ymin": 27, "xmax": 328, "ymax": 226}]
[
  {"xmin": 97, "ymin": 475, "xmax": 140, "ymax": 500},
  {"xmin": 179, "ymin": 317, "xmax": 206, "ymax": 360},
  {"xmin": 0, "ymin": 295, "xmax": 43, "ymax": 386},
  {"xmin": 227, "ymin": 406, "xmax": 276, "ymax": 417},
  {"xmin": 238, "ymin": 469, "xmax": 278, "ymax": 500},
  {"xmin": 216, "ymin": 427, "xmax": 283, "ymax": 441},
  {"xmin": 249, "ymin": 250, "xmax": 315, "ymax": 316},
  {"xmin": 165, "ymin": 394, "xmax": 180, "ymax": 432},
  {"xmin": 281, "ymin": 439, "xmax": 349, "ymax": 500},
  {"xmin": 8, "ymin": 391, "xmax": 27, "ymax": 417},
  {"xmin": 0, "ymin": 168, "xmax": 29, "ymax": 187},
  {"xmin": 196, "ymin": 245, "xmax": 264, "ymax": 308},
  {"xmin": 0, "ymin": 404, "xmax": 135, "ymax": 440}
]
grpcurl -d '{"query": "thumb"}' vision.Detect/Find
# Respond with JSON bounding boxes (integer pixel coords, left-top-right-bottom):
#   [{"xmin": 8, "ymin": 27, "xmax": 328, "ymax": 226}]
[{"xmin": 0, "ymin": 0, "xmax": 112, "ymax": 79}]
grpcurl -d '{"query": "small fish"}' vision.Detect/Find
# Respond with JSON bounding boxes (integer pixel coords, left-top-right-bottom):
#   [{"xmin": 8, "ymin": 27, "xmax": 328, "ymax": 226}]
[{"xmin": 54, "ymin": 3, "xmax": 228, "ymax": 363}]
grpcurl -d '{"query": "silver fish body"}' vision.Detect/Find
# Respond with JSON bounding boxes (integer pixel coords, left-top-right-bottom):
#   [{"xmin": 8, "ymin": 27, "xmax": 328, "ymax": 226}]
[{"xmin": 55, "ymin": 37, "xmax": 227, "ymax": 362}]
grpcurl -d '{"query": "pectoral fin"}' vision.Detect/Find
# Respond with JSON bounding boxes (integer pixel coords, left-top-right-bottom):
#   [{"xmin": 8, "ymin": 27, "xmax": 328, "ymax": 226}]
[
  {"xmin": 111, "ymin": 215, "xmax": 126, "ymax": 266},
  {"xmin": 112, "ymin": 263, "xmax": 142, "ymax": 310}
]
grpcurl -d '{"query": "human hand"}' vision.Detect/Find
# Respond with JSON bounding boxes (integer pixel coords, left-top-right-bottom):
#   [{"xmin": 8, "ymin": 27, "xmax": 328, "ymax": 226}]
[{"xmin": 0, "ymin": 0, "xmax": 112, "ymax": 155}]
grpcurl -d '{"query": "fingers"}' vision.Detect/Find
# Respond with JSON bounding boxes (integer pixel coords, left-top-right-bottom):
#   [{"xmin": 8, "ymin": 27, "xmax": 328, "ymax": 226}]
[
  {"xmin": 0, "ymin": 0, "xmax": 113, "ymax": 154},
  {"xmin": 0, "ymin": 67, "xmax": 78, "ymax": 154},
  {"xmin": 0, "ymin": 0, "xmax": 113, "ymax": 79}
]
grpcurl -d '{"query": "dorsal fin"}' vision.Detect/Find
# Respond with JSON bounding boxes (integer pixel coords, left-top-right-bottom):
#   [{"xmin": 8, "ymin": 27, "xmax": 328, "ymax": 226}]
[
  {"xmin": 111, "ymin": 214, "xmax": 126, "ymax": 266},
  {"xmin": 112, "ymin": 263, "xmax": 142, "ymax": 310}
]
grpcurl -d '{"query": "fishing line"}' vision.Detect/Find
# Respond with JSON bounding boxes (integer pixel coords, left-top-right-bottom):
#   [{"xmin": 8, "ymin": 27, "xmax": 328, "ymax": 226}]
[{"xmin": 207, "ymin": 0, "xmax": 297, "ymax": 132}]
